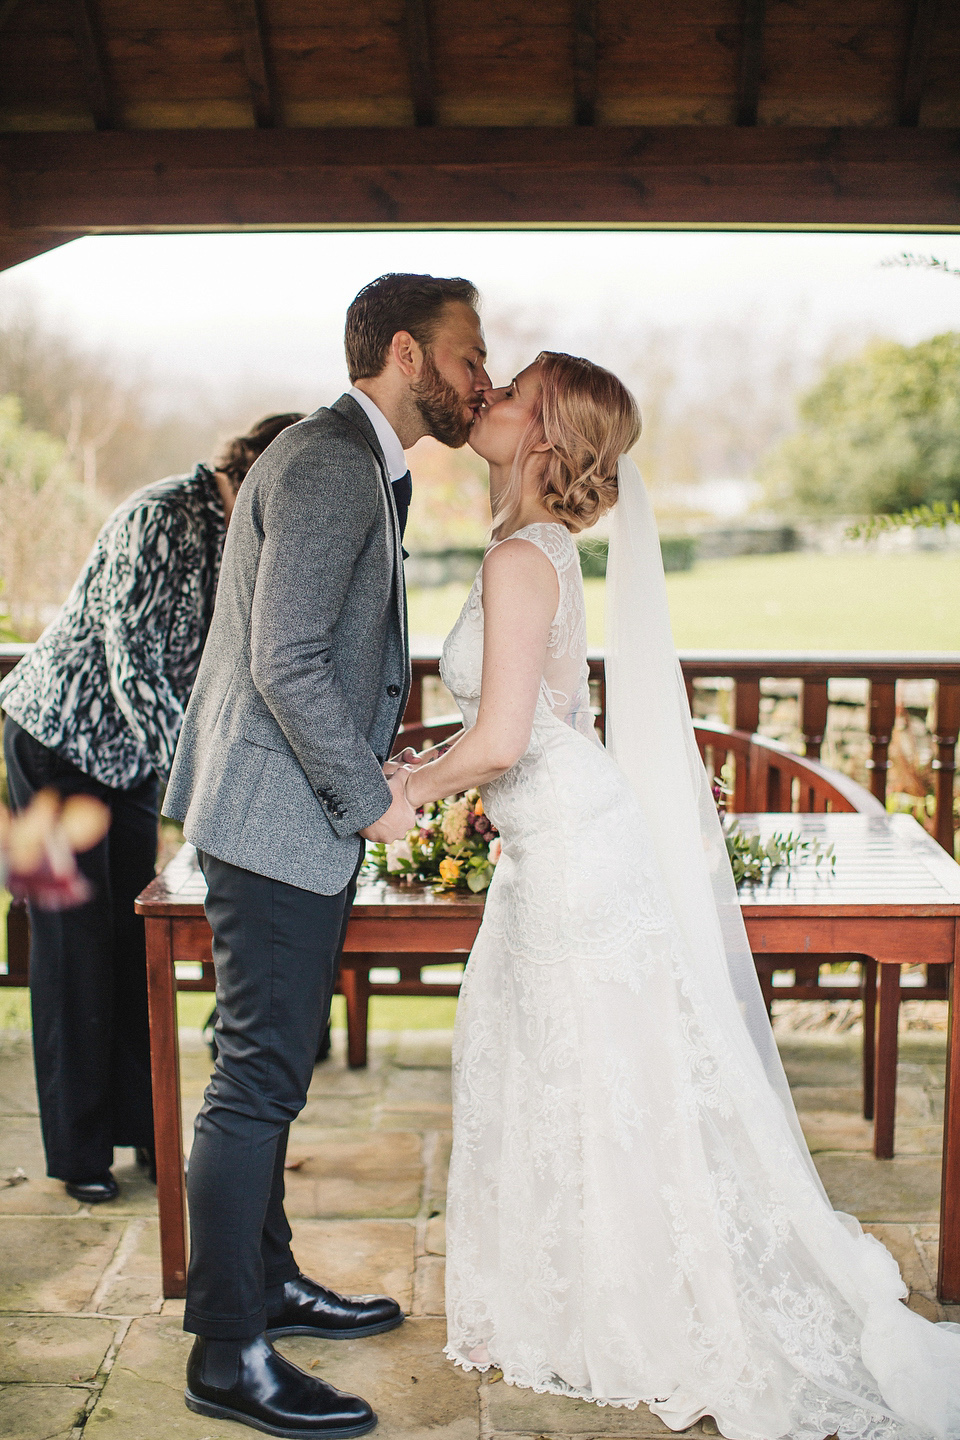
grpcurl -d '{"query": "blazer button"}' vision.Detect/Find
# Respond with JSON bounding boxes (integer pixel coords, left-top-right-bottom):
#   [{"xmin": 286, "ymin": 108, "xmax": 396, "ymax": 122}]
[{"xmin": 387, "ymin": 684, "xmax": 400, "ymax": 697}]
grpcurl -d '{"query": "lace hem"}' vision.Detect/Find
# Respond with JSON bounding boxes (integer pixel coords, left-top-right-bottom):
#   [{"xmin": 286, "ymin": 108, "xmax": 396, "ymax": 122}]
[{"xmin": 442, "ymin": 1346, "xmax": 647, "ymax": 1410}]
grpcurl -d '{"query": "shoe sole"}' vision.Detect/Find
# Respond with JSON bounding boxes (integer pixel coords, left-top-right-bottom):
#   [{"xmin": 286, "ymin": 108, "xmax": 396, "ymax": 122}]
[
  {"xmin": 184, "ymin": 1391, "xmax": 377, "ymax": 1438},
  {"xmin": 266, "ymin": 1314, "xmax": 405, "ymax": 1341}
]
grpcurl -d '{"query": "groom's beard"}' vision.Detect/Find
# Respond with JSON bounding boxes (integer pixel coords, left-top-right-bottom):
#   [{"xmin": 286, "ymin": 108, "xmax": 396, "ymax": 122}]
[{"xmin": 412, "ymin": 352, "xmax": 474, "ymax": 448}]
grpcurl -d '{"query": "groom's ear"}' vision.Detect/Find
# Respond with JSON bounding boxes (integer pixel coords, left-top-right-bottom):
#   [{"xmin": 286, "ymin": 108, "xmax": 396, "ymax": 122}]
[{"xmin": 390, "ymin": 329, "xmax": 424, "ymax": 379}]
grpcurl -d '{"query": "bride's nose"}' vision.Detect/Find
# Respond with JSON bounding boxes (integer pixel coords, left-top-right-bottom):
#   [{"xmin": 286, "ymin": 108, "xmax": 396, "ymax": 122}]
[{"xmin": 482, "ymin": 384, "xmax": 508, "ymax": 406}]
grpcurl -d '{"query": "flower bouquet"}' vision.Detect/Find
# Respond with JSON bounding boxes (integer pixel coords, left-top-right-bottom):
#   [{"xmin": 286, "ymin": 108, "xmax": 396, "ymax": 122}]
[{"xmin": 365, "ymin": 789, "xmax": 501, "ymax": 894}]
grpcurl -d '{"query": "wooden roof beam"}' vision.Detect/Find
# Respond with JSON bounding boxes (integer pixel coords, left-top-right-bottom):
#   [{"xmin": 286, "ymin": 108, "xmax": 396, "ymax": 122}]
[
  {"xmin": 735, "ymin": 0, "xmax": 765, "ymax": 127},
  {"xmin": 404, "ymin": 0, "xmax": 435, "ymax": 127},
  {"xmin": 68, "ymin": 0, "xmax": 116, "ymax": 131},
  {"xmin": 6, "ymin": 128, "xmax": 960, "ymax": 232},
  {"xmin": 573, "ymin": 0, "xmax": 597, "ymax": 126},
  {"xmin": 231, "ymin": 0, "xmax": 278, "ymax": 129},
  {"xmin": 900, "ymin": 0, "xmax": 942, "ymax": 127}
]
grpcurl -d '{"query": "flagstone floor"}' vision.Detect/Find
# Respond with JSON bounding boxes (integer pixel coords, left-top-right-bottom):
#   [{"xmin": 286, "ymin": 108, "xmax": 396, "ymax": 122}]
[{"xmin": 0, "ymin": 1023, "xmax": 955, "ymax": 1440}]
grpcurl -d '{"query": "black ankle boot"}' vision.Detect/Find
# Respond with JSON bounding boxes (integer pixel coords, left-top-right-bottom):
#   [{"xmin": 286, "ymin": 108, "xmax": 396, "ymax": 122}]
[{"xmin": 185, "ymin": 1334, "xmax": 376, "ymax": 1438}]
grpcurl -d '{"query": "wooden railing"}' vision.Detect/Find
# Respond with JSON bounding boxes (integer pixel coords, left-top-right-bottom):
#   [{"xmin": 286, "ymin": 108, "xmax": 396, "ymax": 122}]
[
  {"xmin": 2, "ymin": 644, "xmax": 959, "ymax": 851},
  {"xmin": 407, "ymin": 650, "xmax": 960, "ymax": 854}
]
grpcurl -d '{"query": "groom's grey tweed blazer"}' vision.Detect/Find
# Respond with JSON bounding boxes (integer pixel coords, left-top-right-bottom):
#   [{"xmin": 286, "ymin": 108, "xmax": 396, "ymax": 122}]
[{"xmin": 163, "ymin": 394, "xmax": 410, "ymax": 896}]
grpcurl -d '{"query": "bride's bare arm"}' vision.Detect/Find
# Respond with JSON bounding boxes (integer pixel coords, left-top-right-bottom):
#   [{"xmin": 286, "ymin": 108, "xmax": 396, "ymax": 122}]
[{"xmin": 403, "ymin": 539, "xmax": 559, "ymax": 808}]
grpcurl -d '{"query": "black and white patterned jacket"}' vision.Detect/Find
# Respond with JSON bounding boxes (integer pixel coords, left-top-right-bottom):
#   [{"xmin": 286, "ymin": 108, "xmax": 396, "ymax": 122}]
[{"xmin": 0, "ymin": 466, "xmax": 226, "ymax": 790}]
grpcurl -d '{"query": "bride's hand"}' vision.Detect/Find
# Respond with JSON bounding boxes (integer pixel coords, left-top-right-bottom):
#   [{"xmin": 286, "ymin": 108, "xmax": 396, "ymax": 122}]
[
  {"xmin": 383, "ymin": 746, "xmax": 427, "ymax": 777},
  {"xmin": 385, "ymin": 740, "xmax": 456, "ymax": 775}
]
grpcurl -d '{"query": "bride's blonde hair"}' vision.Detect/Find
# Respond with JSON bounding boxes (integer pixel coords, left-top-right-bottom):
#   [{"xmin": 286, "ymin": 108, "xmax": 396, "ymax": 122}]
[{"xmin": 493, "ymin": 351, "xmax": 641, "ymax": 536}]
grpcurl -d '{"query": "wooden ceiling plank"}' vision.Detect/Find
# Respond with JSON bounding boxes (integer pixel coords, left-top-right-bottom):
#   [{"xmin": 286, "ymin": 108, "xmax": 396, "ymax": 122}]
[
  {"xmin": 735, "ymin": 0, "xmax": 765, "ymax": 126},
  {"xmin": 230, "ymin": 0, "xmax": 278, "ymax": 128},
  {"xmin": 5, "ymin": 127, "xmax": 959, "ymax": 233},
  {"xmin": 900, "ymin": 0, "xmax": 942, "ymax": 126},
  {"xmin": 0, "ymin": 0, "xmax": 23, "ymax": 28},
  {"xmin": 68, "ymin": 0, "xmax": 116, "ymax": 130},
  {"xmin": 573, "ymin": 0, "xmax": 597, "ymax": 126},
  {"xmin": 404, "ymin": 0, "xmax": 435, "ymax": 127}
]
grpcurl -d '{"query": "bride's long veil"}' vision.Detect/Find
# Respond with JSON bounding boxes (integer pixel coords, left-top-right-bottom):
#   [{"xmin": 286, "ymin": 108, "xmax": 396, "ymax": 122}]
[{"xmin": 605, "ymin": 454, "xmax": 826, "ymax": 1189}]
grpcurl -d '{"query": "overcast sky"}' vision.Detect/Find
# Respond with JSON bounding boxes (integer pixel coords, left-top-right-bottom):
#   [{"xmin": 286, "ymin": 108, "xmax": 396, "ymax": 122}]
[{"xmin": 3, "ymin": 229, "xmax": 959, "ymax": 410}]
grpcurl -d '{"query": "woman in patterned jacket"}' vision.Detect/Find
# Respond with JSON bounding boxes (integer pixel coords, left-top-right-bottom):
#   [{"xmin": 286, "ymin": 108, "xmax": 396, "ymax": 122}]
[{"xmin": 0, "ymin": 412, "xmax": 303, "ymax": 1204}]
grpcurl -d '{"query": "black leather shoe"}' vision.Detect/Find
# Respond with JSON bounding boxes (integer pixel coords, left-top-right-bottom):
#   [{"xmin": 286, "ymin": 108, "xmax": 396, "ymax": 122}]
[
  {"xmin": 266, "ymin": 1274, "xmax": 404, "ymax": 1340},
  {"xmin": 64, "ymin": 1172, "xmax": 119, "ymax": 1204},
  {"xmin": 185, "ymin": 1334, "xmax": 376, "ymax": 1437}
]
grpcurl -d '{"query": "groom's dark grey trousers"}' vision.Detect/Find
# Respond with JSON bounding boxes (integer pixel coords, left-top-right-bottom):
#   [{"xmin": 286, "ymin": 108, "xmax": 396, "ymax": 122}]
[{"xmin": 183, "ymin": 850, "xmax": 357, "ymax": 1339}]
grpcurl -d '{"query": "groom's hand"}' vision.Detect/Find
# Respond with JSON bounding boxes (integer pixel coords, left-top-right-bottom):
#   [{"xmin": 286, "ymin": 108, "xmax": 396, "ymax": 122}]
[{"xmin": 359, "ymin": 770, "xmax": 417, "ymax": 843}]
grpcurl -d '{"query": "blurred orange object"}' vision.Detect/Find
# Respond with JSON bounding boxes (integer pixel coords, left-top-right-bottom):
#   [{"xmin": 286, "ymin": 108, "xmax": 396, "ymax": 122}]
[{"xmin": 3, "ymin": 789, "xmax": 110, "ymax": 910}]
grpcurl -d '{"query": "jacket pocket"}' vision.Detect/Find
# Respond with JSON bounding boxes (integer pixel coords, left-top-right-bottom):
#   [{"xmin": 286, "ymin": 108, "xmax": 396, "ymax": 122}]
[{"xmin": 242, "ymin": 714, "xmax": 288, "ymax": 752}]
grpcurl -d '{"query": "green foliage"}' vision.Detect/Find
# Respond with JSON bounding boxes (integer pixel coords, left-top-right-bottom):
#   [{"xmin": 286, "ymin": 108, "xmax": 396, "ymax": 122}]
[
  {"xmin": 760, "ymin": 332, "xmax": 960, "ymax": 517},
  {"xmin": 847, "ymin": 498, "xmax": 960, "ymax": 541},
  {"xmin": 724, "ymin": 823, "xmax": 835, "ymax": 887},
  {"xmin": 576, "ymin": 536, "xmax": 695, "ymax": 578},
  {"xmin": 0, "ymin": 395, "xmax": 105, "ymax": 637}
]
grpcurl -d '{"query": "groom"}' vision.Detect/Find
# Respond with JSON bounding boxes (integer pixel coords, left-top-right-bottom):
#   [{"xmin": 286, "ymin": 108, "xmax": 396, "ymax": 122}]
[{"xmin": 164, "ymin": 273, "xmax": 489, "ymax": 1436}]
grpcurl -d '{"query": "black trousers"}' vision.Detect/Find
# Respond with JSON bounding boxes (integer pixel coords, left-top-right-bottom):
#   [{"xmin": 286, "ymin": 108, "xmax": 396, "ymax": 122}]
[
  {"xmin": 183, "ymin": 850, "xmax": 357, "ymax": 1339},
  {"xmin": 3, "ymin": 717, "xmax": 159, "ymax": 1180}
]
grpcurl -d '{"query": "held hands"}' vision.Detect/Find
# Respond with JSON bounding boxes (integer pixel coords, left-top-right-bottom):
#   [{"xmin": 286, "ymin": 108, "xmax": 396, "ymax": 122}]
[
  {"xmin": 383, "ymin": 746, "xmax": 432, "ymax": 777},
  {"xmin": 359, "ymin": 768, "xmax": 417, "ymax": 843}
]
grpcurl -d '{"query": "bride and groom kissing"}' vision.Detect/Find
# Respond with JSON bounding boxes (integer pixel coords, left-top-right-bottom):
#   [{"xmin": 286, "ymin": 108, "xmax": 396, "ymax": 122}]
[{"xmin": 164, "ymin": 274, "xmax": 960, "ymax": 1440}]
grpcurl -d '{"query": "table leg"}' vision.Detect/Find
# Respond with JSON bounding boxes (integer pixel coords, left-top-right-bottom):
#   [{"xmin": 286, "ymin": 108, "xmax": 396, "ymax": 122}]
[
  {"xmin": 938, "ymin": 936, "xmax": 960, "ymax": 1302},
  {"xmin": 144, "ymin": 917, "xmax": 188, "ymax": 1299},
  {"xmin": 861, "ymin": 958, "xmax": 877, "ymax": 1122},
  {"xmin": 874, "ymin": 963, "xmax": 902, "ymax": 1161},
  {"xmin": 339, "ymin": 965, "xmax": 371, "ymax": 1069}
]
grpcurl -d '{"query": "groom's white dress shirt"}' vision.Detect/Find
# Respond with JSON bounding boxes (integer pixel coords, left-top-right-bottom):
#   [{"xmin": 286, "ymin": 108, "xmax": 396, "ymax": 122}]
[{"xmin": 347, "ymin": 386, "xmax": 408, "ymax": 484}]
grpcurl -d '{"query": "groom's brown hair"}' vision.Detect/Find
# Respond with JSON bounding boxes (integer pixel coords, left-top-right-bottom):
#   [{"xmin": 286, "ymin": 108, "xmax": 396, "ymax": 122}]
[{"xmin": 345, "ymin": 273, "xmax": 479, "ymax": 382}]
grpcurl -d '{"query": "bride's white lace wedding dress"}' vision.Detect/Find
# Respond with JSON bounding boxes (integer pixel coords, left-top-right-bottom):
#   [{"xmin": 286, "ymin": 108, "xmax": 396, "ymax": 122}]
[{"xmin": 439, "ymin": 518, "xmax": 960, "ymax": 1440}]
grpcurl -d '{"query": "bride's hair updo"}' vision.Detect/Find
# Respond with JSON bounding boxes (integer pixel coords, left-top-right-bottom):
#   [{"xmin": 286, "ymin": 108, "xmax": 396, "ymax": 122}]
[{"xmin": 496, "ymin": 352, "xmax": 641, "ymax": 536}]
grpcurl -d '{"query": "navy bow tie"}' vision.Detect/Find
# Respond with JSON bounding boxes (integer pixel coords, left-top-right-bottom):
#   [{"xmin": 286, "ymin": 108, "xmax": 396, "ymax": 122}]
[{"xmin": 391, "ymin": 470, "xmax": 412, "ymax": 545}]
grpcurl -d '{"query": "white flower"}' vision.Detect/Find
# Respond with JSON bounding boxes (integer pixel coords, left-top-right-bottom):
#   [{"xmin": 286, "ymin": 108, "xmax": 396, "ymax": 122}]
[
  {"xmin": 488, "ymin": 837, "xmax": 502, "ymax": 865},
  {"xmin": 440, "ymin": 800, "xmax": 469, "ymax": 846},
  {"xmin": 385, "ymin": 839, "xmax": 413, "ymax": 873}
]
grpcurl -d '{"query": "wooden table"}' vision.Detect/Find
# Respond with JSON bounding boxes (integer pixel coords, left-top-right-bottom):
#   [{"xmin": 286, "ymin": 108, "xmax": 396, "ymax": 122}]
[{"xmin": 137, "ymin": 812, "xmax": 960, "ymax": 1303}]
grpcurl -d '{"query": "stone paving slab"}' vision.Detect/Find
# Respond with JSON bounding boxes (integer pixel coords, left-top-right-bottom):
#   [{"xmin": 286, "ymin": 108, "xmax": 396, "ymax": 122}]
[
  {"xmin": 288, "ymin": 1220, "xmax": 417, "ymax": 1313},
  {"xmin": 394, "ymin": 1032, "xmax": 455, "ymax": 1070},
  {"xmin": 0, "ymin": 1036, "xmax": 41, "ymax": 1115},
  {"xmin": 426, "ymin": 1215, "xmax": 446, "ymax": 1255},
  {"xmin": 0, "ymin": 1314, "xmax": 117, "ymax": 1382},
  {"xmin": 94, "ymin": 1219, "xmax": 163, "ymax": 1316},
  {"xmin": 280, "ymin": 1318, "xmax": 480, "ymax": 1440},
  {"xmin": 0, "ymin": 1381, "xmax": 89, "ymax": 1439},
  {"xmin": 796, "ymin": 1109, "xmax": 874, "ymax": 1153},
  {"xmin": 412, "ymin": 1256, "xmax": 445, "ymax": 1317},
  {"xmin": 790, "ymin": 1085, "xmax": 863, "ymax": 1114},
  {"xmin": 0, "ymin": 1117, "xmax": 79, "ymax": 1215},
  {"xmin": 862, "ymin": 1223, "xmax": 936, "ymax": 1291},
  {"xmin": 0, "ymin": 1217, "xmax": 125, "ymax": 1312},
  {"xmin": 83, "ymin": 1315, "xmax": 231, "ymax": 1439},
  {"xmin": 814, "ymin": 1154, "xmax": 941, "ymax": 1223},
  {"xmin": 283, "ymin": 1130, "xmax": 424, "ymax": 1218}
]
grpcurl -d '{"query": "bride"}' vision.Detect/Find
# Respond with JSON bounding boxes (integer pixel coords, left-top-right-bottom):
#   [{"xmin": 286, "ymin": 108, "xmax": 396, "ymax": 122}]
[{"xmin": 394, "ymin": 352, "xmax": 960, "ymax": 1440}]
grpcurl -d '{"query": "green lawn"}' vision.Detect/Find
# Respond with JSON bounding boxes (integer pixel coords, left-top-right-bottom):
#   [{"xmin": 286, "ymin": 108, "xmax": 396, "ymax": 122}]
[
  {"xmin": 0, "ymin": 987, "xmax": 459, "ymax": 1034},
  {"xmin": 408, "ymin": 550, "xmax": 960, "ymax": 652}
]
